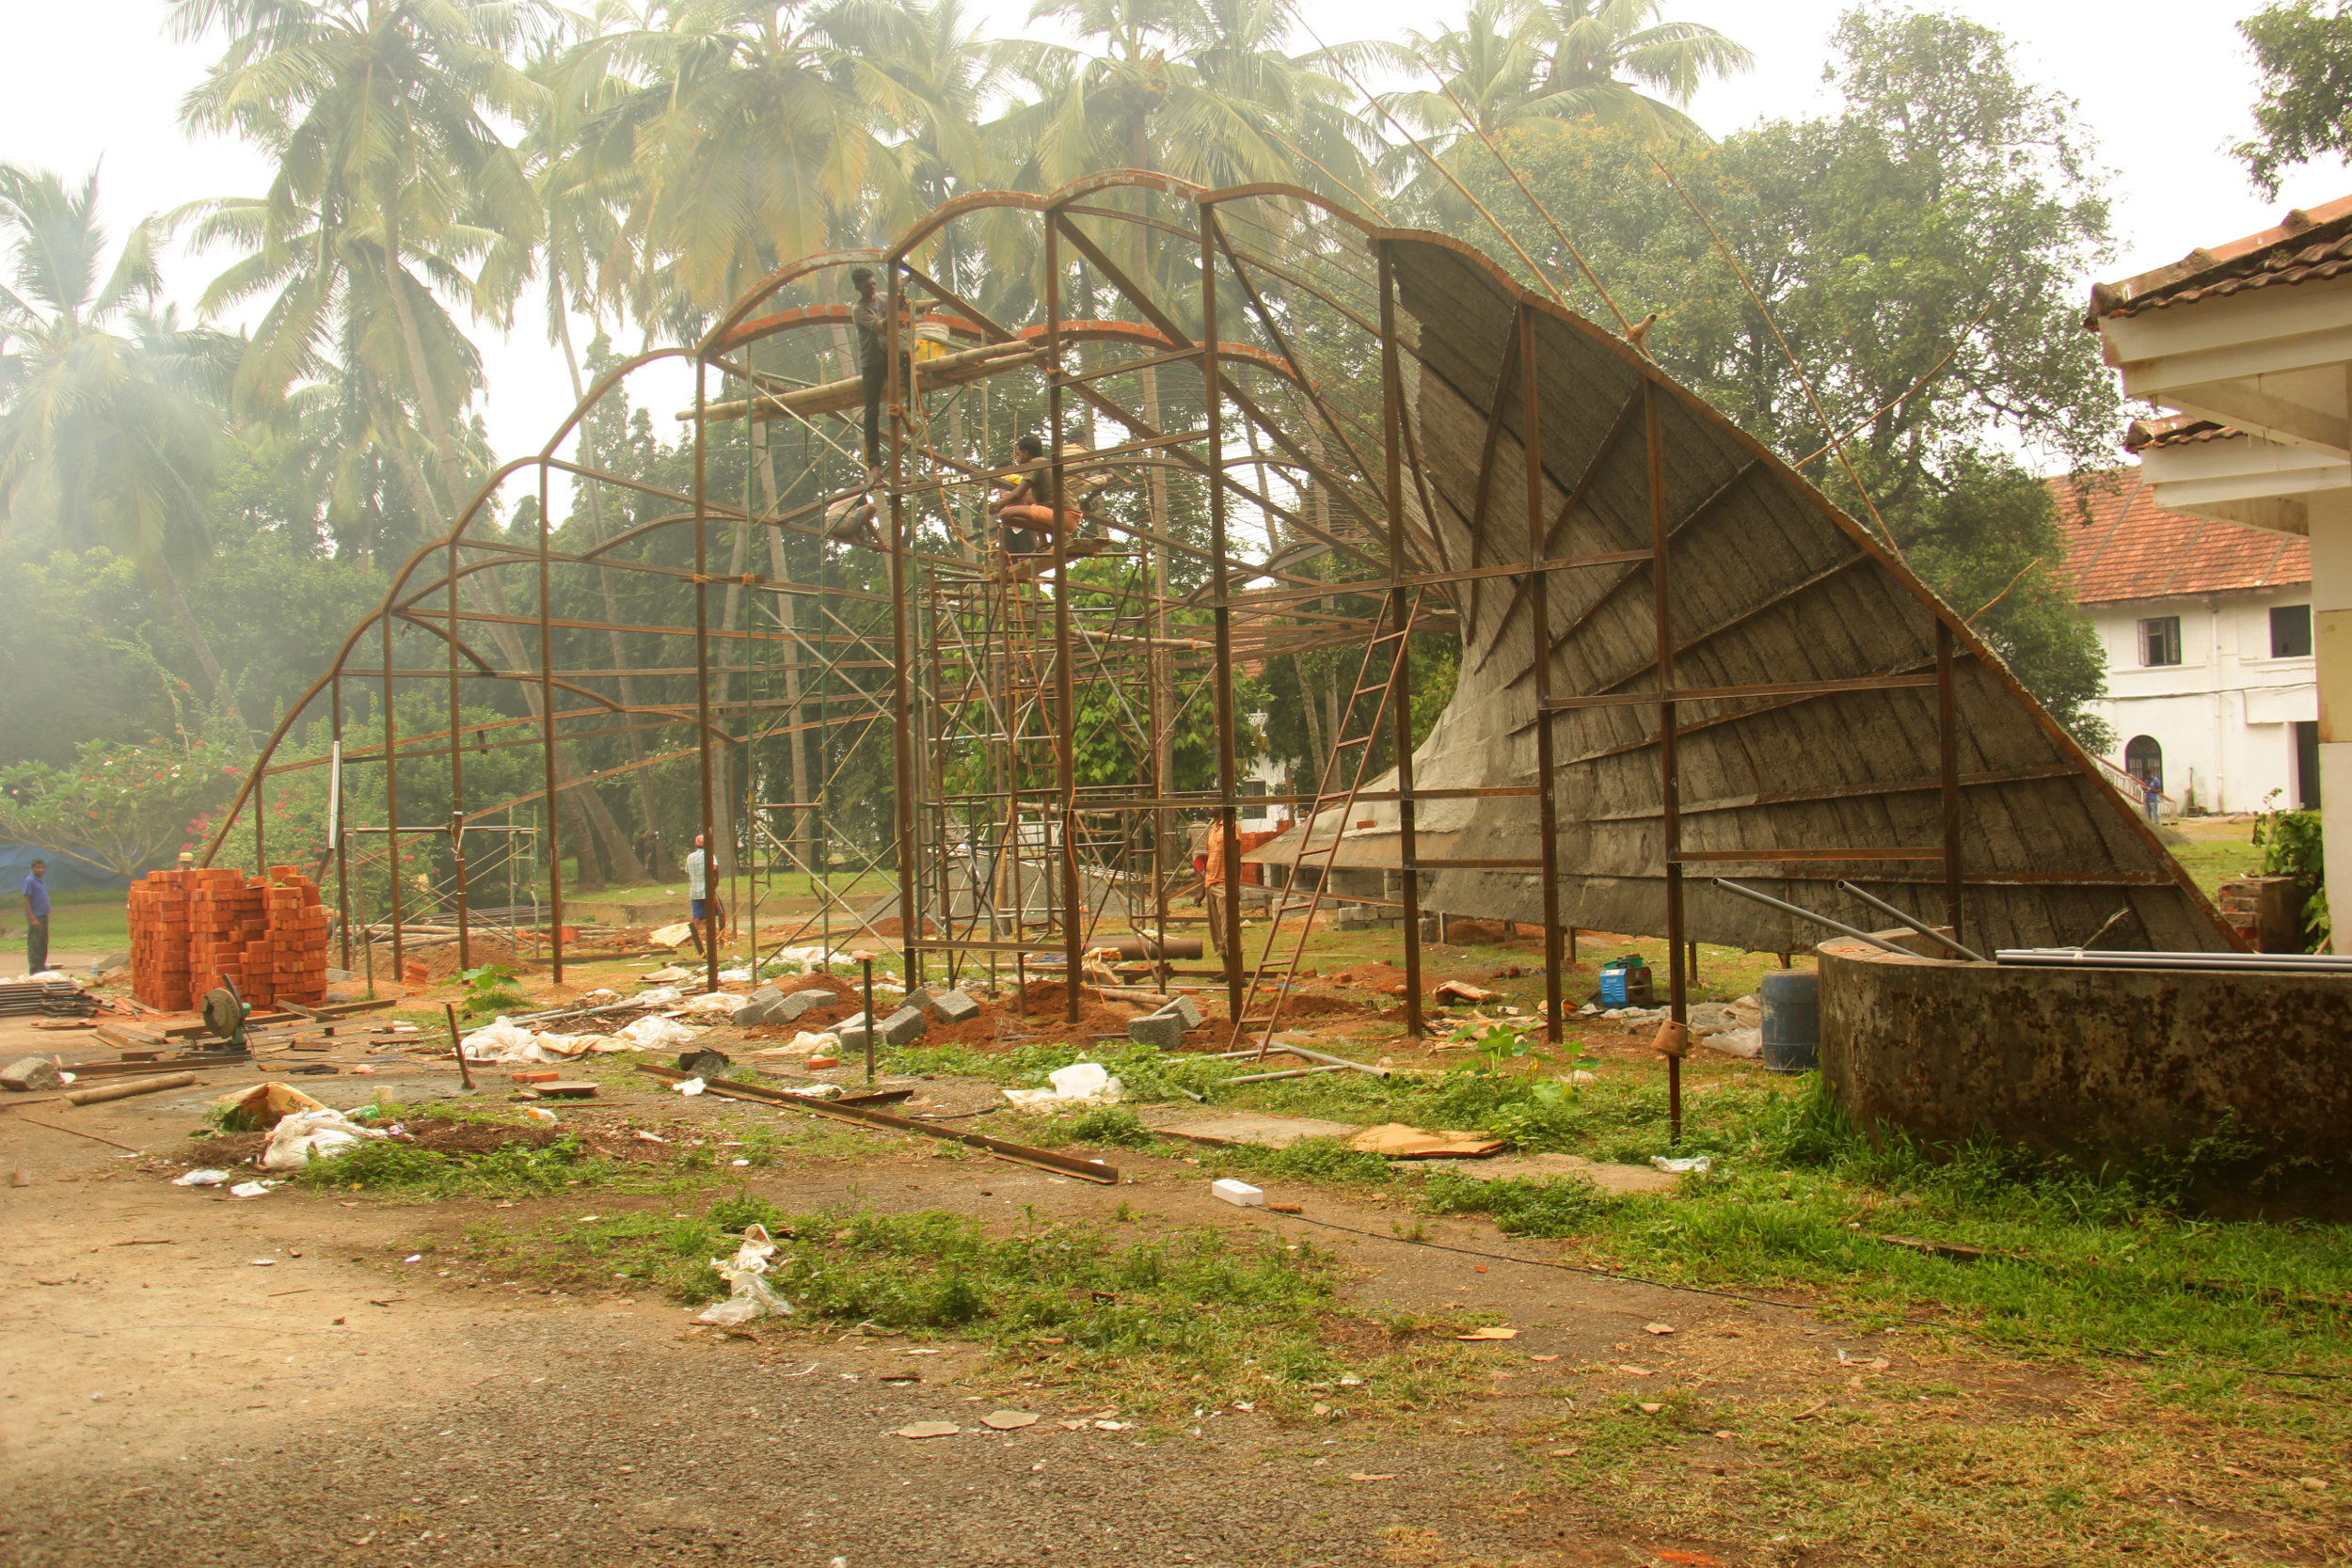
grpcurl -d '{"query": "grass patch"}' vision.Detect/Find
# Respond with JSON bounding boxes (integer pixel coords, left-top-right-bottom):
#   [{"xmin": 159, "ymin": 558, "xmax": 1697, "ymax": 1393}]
[
  {"xmin": 464, "ymin": 1191, "xmax": 1499, "ymax": 1418},
  {"xmin": 1420, "ymin": 1169, "xmax": 1616, "ymax": 1237},
  {"xmin": 1369, "ymin": 1077, "xmax": 2352, "ymax": 1381},
  {"xmin": 290, "ymin": 1126, "xmax": 632, "ymax": 1198},
  {"xmin": 1522, "ymin": 1380, "xmax": 2345, "ymax": 1567}
]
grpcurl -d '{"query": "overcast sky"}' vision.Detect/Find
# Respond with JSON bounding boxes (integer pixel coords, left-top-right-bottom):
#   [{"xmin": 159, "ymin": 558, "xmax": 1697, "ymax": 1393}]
[{"xmin": 2, "ymin": 0, "xmax": 2344, "ymax": 486}]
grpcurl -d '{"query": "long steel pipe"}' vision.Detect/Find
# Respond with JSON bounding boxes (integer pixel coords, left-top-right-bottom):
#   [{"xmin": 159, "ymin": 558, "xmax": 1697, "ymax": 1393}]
[
  {"xmin": 1835, "ymin": 879, "xmax": 1986, "ymax": 962},
  {"xmin": 1713, "ymin": 878, "xmax": 1918, "ymax": 958}
]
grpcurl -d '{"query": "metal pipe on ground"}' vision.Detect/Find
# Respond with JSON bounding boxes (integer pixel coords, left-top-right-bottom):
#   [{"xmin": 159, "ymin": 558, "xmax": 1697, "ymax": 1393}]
[
  {"xmin": 1225, "ymin": 1063, "xmax": 1352, "ymax": 1085},
  {"xmin": 635, "ymin": 1063, "xmax": 1120, "ymax": 1183},
  {"xmin": 62, "ymin": 1072, "xmax": 198, "ymax": 1106}
]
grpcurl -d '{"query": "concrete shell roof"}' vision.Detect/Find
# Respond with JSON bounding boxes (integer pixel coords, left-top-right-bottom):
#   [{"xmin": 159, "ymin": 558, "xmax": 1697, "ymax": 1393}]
[{"xmin": 1250, "ymin": 236, "xmax": 2235, "ymax": 954}]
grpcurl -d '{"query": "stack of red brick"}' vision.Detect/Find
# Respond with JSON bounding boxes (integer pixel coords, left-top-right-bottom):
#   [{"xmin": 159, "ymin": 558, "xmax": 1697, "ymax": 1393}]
[{"xmin": 128, "ymin": 865, "xmax": 332, "ymax": 1012}]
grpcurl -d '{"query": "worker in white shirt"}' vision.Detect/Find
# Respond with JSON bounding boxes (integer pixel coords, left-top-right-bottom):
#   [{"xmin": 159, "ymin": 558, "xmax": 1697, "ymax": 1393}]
[{"xmin": 685, "ymin": 834, "xmax": 720, "ymax": 955}]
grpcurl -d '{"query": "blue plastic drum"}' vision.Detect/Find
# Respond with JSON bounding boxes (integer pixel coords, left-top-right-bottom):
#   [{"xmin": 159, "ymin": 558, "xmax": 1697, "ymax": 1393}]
[{"xmin": 1758, "ymin": 969, "xmax": 1820, "ymax": 1073}]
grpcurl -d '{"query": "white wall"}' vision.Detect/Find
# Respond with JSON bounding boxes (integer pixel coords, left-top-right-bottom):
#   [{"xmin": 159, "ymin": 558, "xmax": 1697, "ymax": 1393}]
[{"xmin": 2081, "ymin": 588, "xmax": 2316, "ymax": 813}]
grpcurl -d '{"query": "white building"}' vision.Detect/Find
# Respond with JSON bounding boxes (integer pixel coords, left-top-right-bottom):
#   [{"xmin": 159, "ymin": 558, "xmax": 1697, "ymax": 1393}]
[
  {"xmin": 2059, "ymin": 467, "xmax": 2318, "ymax": 815},
  {"xmin": 2087, "ymin": 193, "xmax": 2352, "ymax": 947}
]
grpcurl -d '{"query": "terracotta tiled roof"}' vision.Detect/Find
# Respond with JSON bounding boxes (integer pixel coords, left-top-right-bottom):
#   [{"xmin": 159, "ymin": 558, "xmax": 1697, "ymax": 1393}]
[
  {"xmin": 2052, "ymin": 469, "xmax": 2311, "ymax": 604},
  {"xmin": 2122, "ymin": 414, "xmax": 2242, "ymax": 452},
  {"xmin": 2088, "ymin": 193, "xmax": 2352, "ymax": 321}
]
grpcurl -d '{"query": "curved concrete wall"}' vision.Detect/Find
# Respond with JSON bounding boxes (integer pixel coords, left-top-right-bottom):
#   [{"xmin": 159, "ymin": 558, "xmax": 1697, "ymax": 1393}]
[{"xmin": 1817, "ymin": 937, "xmax": 2352, "ymax": 1203}]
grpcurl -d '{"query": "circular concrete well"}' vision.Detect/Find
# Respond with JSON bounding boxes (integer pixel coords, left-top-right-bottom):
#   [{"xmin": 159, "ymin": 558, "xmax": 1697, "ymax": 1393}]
[{"xmin": 1817, "ymin": 934, "xmax": 2352, "ymax": 1211}]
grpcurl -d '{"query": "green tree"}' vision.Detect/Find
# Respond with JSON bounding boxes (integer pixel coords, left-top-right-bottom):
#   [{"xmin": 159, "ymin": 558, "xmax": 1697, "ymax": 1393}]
[
  {"xmin": 0, "ymin": 719, "xmax": 249, "ymax": 879},
  {"xmin": 0, "ymin": 165, "xmax": 246, "ymax": 715},
  {"xmin": 2235, "ymin": 0, "xmax": 2352, "ymax": 196},
  {"xmin": 172, "ymin": 0, "xmax": 549, "ymax": 528},
  {"xmin": 1455, "ymin": 7, "xmax": 2118, "ymax": 745}
]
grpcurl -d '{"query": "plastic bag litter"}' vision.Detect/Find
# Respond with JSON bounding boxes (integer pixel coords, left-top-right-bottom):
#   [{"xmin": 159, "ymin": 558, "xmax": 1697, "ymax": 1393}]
[
  {"xmin": 173, "ymin": 1168, "xmax": 231, "ymax": 1187},
  {"xmin": 213, "ymin": 1082, "xmax": 330, "ymax": 1132},
  {"xmin": 1649, "ymin": 1155, "xmax": 1713, "ymax": 1175},
  {"xmin": 680, "ymin": 991, "xmax": 740, "ymax": 1018},
  {"xmin": 1704, "ymin": 1027, "xmax": 1762, "ymax": 1059},
  {"xmin": 633, "ymin": 985, "xmax": 685, "ymax": 1007},
  {"xmin": 717, "ymin": 967, "xmax": 753, "ymax": 983},
  {"xmin": 228, "ymin": 1180, "xmax": 277, "ymax": 1198},
  {"xmin": 693, "ymin": 1225, "xmax": 790, "ymax": 1325},
  {"xmin": 460, "ymin": 1019, "xmax": 548, "ymax": 1064},
  {"xmin": 763, "ymin": 946, "xmax": 839, "ymax": 976},
  {"xmin": 672, "ymin": 1076, "xmax": 707, "ymax": 1096},
  {"xmin": 621, "ymin": 1014, "xmax": 701, "ymax": 1050},
  {"xmin": 578, "ymin": 988, "xmax": 622, "ymax": 1005},
  {"xmin": 1002, "ymin": 1060, "xmax": 1123, "ymax": 1111},
  {"xmin": 262, "ymin": 1107, "xmax": 389, "ymax": 1169}
]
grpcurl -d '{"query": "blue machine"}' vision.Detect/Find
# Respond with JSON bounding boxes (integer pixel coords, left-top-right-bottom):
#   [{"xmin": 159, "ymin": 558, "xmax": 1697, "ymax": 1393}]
[{"xmin": 1597, "ymin": 956, "xmax": 1653, "ymax": 1008}]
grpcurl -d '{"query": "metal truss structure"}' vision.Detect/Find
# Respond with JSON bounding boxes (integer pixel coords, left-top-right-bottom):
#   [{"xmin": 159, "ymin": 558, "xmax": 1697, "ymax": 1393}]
[{"xmin": 204, "ymin": 175, "xmax": 2239, "ymax": 1112}]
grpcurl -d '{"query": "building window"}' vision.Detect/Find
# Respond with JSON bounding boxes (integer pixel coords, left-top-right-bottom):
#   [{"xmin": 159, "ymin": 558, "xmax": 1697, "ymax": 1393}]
[
  {"xmin": 2138, "ymin": 615, "xmax": 2182, "ymax": 666},
  {"xmin": 2271, "ymin": 603, "xmax": 2312, "ymax": 658},
  {"xmin": 1240, "ymin": 779, "xmax": 1266, "ymax": 798}
]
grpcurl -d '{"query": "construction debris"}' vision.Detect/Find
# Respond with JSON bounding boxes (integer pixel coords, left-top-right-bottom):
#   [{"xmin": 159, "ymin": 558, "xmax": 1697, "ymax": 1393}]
[
  {"xmin": 1347, "ymin": 1124, "xmax": 1506, "ymax": 1159},
  {"xmin": 1, "ymin": 1055, "xmax": 63, "ymax": 1092},
  {"xmin": 0, "ymin": 978, "xmax": 98, "ymax": 1020},
  {"xmin": 635, "ymin": 1063, "xmax": 1119, "ymax": 1184},
  {"xmin": 63, "ymin": 1072, "xmax": 198, "ymax": 1106},
  {"xmin": 1154, "ymin": 1114, "xmax": 1359, "ymax": 1149}
]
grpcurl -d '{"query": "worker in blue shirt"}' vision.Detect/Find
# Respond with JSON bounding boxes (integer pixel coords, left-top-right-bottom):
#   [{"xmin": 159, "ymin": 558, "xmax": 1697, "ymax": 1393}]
[{"xmin": 22, "ymin": 859, "xmax": 48, "ymax": 975}]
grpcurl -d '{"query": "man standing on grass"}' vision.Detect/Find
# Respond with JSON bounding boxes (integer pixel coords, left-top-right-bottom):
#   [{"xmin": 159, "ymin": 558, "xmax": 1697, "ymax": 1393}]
[
  {"xmin": 685, "ymin": 834, "xmax": 718, "ymax": 957},
  {"xmin": 22, "ymin": 858, "xmax": 48, "ymax": 975}
]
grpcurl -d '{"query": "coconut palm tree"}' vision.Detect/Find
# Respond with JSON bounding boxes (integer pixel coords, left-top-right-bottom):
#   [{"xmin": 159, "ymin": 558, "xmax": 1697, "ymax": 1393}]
[
  {"xmin": 176, "ymin": 187, "xmax": 493, "ymax": 545},
  {"xmin": 170, "ymin": 0, "xmax": 551, "ymax": 526},
  {"xmin": 1381, "ymin": 0, "xmax": 1752, "ymax": 150},
  {"xmin": 995, "ymin": 0, "xmax": 1375, "ymax": 200},
  {"xmin": 0, "ymin": 165, "xmax": 246, "ymax": 716},
  {"xmin": 547, "ymin": 0, "xmax": 940, "ymax": 320}
]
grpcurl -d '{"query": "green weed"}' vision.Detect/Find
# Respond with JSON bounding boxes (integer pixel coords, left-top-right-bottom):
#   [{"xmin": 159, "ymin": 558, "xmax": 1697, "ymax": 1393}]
[
  {"xmin": 1420, "ymin": 1169, "xmax": 1615, "ymax": 1237},
  {"xmin": 291, "ymin": 1131, "xmax": 628, "ymax": 1197},
  {"xmin": 464, "ymin": 1193, "xmax": 1501, "ymax": 1418}
]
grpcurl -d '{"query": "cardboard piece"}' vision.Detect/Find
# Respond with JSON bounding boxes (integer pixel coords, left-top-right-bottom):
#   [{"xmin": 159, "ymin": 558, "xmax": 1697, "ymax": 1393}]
[
  {"xmin": 1347, "ymin": 1122, "xmax": 1505, "ymax": 1159},
  {"xmin": 1155, "ymin": 1113, "xmax": 1361, "ymax": 1149}
]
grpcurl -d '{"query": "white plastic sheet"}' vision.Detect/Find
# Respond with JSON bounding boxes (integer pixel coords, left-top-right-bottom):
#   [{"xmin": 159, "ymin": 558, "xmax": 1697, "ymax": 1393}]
[
  {"xmin": 262, "ymin": 1108, "xmax": 389, "ymax": 1170},
  {"xmin": 1002, "ymin": 1060, "xmax": 1123, "ymax": 1111},
  {"xmin": 621, "ymin": 1014, "xmax": 701, "ymax": 1050},
  {"xmin": 460, "ymin": 1018, "xmax": 548, "ymax": 1064}
]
